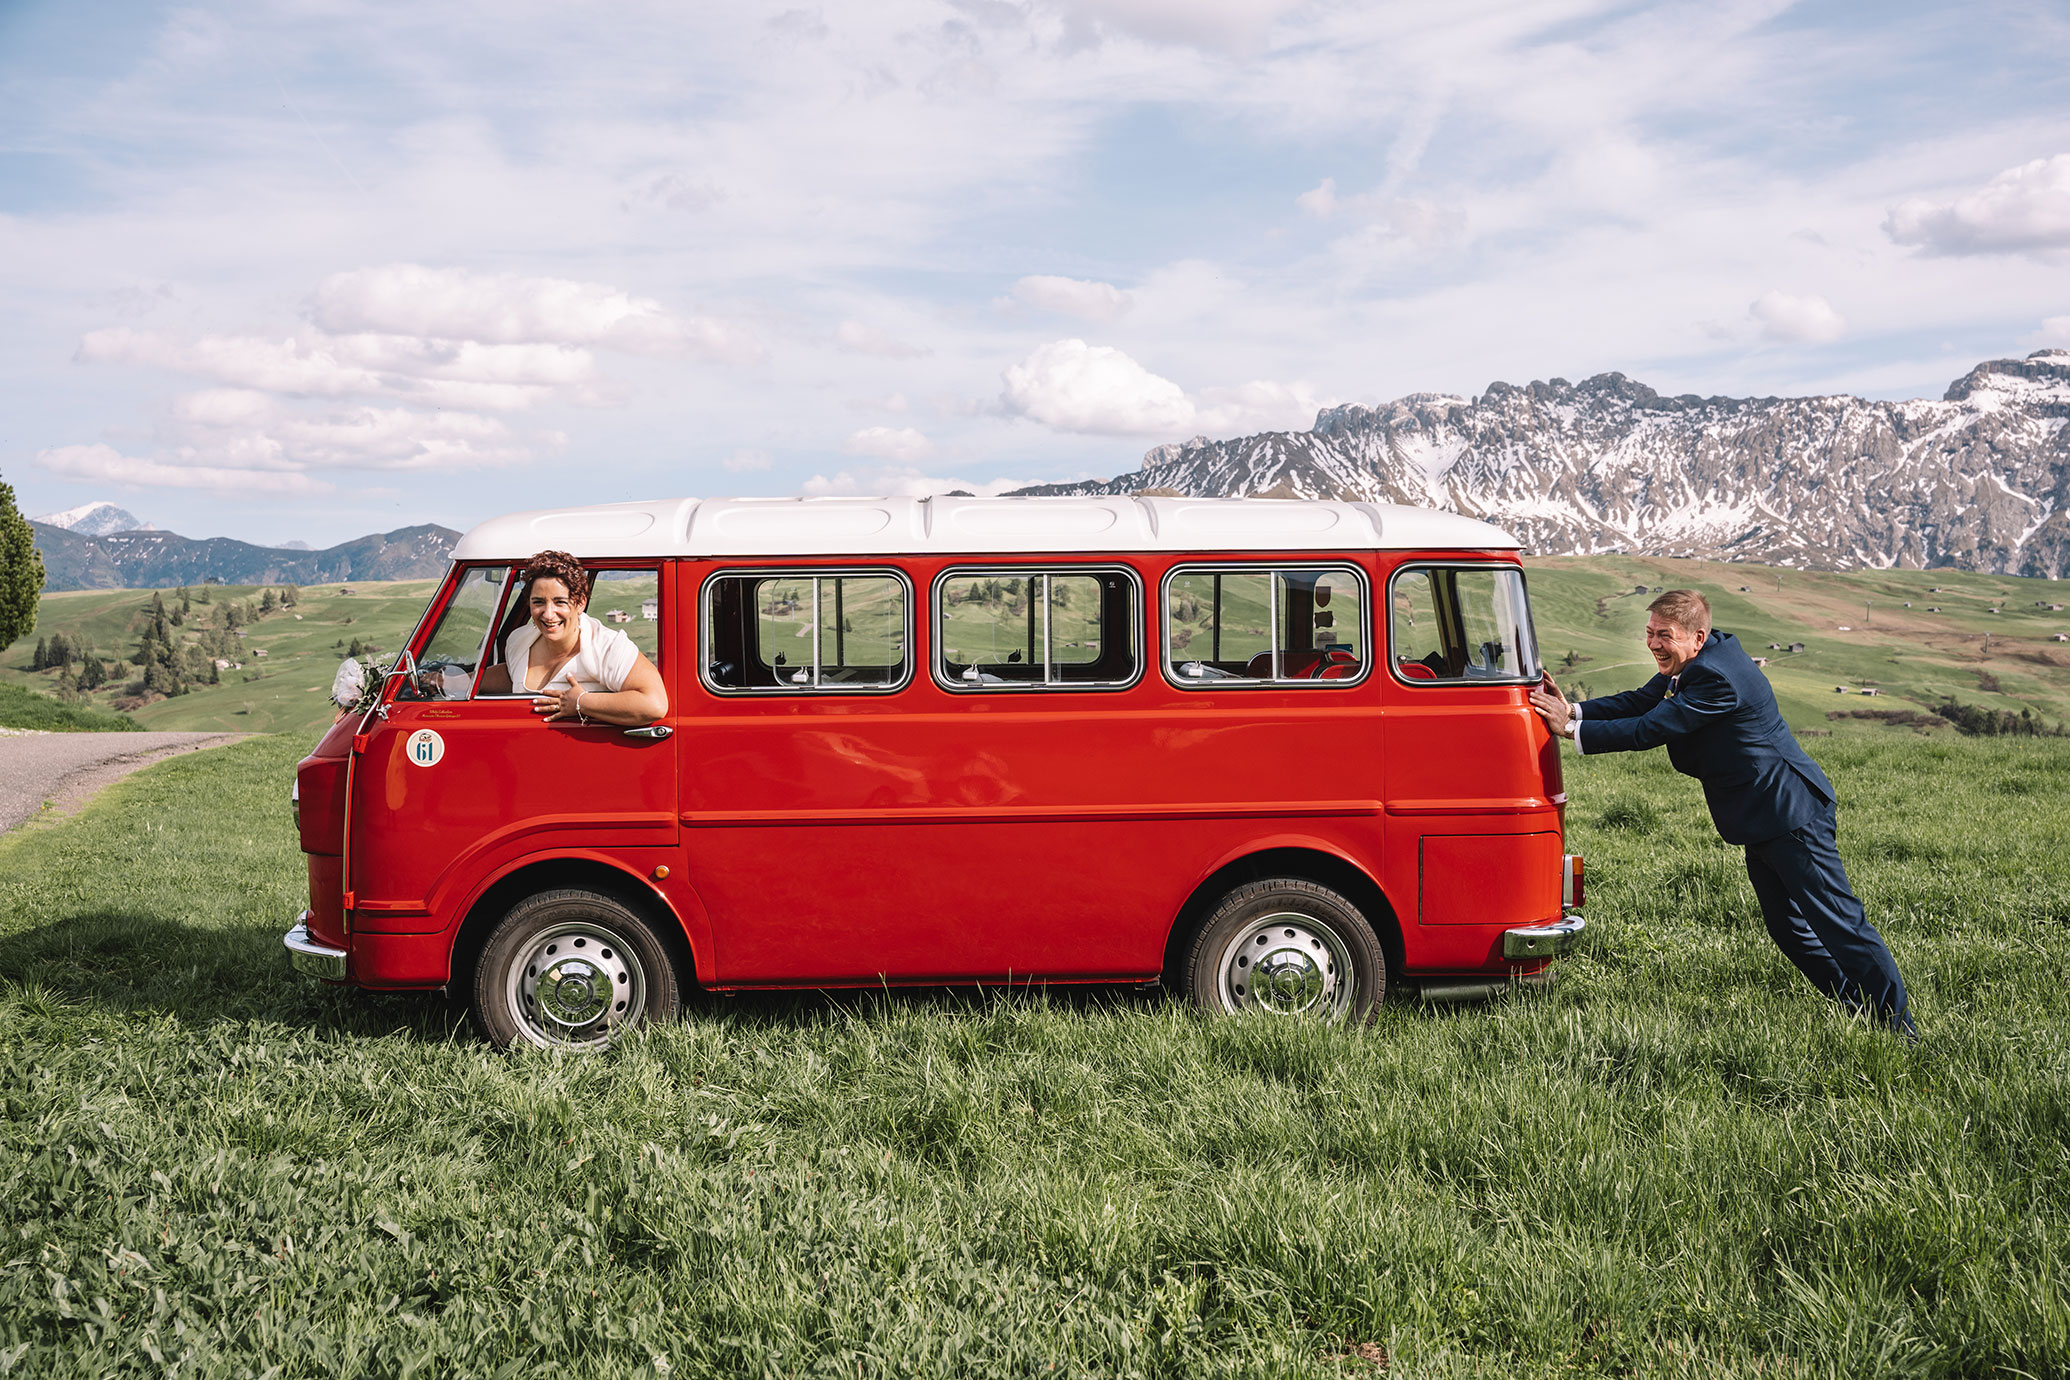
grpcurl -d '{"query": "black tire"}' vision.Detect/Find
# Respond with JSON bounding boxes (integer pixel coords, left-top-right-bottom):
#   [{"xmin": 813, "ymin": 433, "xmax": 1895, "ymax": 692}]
[
  {"xmin": 1183, "ymin": 878, "xmax": 1385, "ymax": 1021},
  {"xmin": 472, "ymin": 888, "xmax": 681, "ymax": 1051}
]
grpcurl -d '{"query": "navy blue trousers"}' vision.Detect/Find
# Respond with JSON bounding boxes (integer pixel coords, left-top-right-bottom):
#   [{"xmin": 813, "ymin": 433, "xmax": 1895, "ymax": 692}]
[{"xmin": 1743, "ymin": 804, "xmax": 1915, "ymax": 1037}]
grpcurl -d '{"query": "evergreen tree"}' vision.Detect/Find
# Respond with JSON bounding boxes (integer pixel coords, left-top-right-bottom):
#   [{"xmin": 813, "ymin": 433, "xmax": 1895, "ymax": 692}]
[
  {"xmin": 80, "ymin": 655, "xmax": 106, "ymax": 691},
  {"xmin": 0, "ymin": 473, "xmax": 42, "ymax": 650},
  {"xmin": 260, "ymin": 588, "xmax": 277, "ymax": 613},
  {"xmin": 281, "ymin": 585, "xmax": 298, "ymax": 607},
  {"xmin": 32, "ymin": 635, "xmax": 47, "ymax": 671}
]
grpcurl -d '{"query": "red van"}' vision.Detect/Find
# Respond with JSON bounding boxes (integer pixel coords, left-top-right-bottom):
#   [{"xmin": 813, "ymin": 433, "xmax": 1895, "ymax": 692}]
[{"xmin": 285, "ymin": 496, "xmax": 1583, "ymax": 1048}]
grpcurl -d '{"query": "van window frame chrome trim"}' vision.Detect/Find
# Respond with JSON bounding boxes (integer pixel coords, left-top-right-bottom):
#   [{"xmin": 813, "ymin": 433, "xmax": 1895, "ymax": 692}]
[
  {"xmin": 699, "ymin": 564, "xmax": 916, "ymax": 697},
  {"xmin": 1385, "ymin": 560, "xmax": 1541, "ymax": 688},
  {"xmin": 928, "ymin": 563, "xmax": 1146, "ymax": 694},
  {"xmin": 1158, "ymin": 560, "xmax": 1374, "ymax": 691}
]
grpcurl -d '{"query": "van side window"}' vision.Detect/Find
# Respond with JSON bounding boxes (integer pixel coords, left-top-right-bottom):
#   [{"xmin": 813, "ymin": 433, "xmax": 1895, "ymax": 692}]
[
  {"xmin": 1163, "ymin": 565, "xmax": 1368, "ymax": 686},
  {"xmin": 1389, "ymin": 566, "xmax": 1540, "ymax": 683},
  {"xmin": 588, "ymin": 570, "xmax": 662, "ymax": 662},
  {"xmin": 936, "ymin": 568, "xmax": 1139, "ymax": 689},
  {"xmin": 704, "ymin": 571, "xmax": 910, "ymax": 692},
  {"xmin": 399, "ymin": 565, "xmax": 509, "ymax": 700}
]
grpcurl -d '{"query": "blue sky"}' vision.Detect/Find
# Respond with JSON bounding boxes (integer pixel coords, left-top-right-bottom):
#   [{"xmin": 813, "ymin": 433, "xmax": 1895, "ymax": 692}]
[{"xmin": 3, "ymin": 0, "xmax": 2067, "ymax": 547}]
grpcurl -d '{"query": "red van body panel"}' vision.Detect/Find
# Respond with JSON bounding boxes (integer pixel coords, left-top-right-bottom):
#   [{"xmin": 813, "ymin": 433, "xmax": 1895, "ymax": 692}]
[{"xmin": 291, "ymin": 521, "xmax": 1578, "ymax": 999}]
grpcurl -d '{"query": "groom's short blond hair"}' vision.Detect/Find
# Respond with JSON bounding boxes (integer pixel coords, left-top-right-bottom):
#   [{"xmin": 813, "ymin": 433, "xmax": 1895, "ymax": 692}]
[{"xmin": 1647, "ymin": 589, "xmax": 1711, "ymax": 634}]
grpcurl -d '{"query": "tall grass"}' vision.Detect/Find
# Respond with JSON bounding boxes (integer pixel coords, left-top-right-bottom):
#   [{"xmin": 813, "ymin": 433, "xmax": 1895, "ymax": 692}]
[
  {"xmin": 1, "ymin": 736, "xmax": 2065, "ymax": 1377},
  {"xmin": 0, "ymin": 682, "xmax": 139, "ymax": 732}
]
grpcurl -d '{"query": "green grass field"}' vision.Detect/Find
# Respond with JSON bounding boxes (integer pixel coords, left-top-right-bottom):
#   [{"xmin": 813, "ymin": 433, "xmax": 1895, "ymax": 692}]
[{"xmin": 2, "ymin": 733, "xmax": 2066, "ymax": 1377}]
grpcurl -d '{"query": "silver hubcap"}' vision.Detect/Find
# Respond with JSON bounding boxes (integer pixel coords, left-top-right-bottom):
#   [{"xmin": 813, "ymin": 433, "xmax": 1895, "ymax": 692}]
[
  {"xmin": 1216, "ymin": 911, "xmax": 1354, "ymax": 1017},
  {"xmin": 504, "ymin": 921, "xmax": 646, "ymax": 1049}
]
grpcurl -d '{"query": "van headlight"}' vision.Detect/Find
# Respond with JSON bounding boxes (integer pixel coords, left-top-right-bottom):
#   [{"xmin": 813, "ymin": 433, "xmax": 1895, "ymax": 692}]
[{"xmin": 291, "ymin": 777, "xmax": 301, "ymax": 831}]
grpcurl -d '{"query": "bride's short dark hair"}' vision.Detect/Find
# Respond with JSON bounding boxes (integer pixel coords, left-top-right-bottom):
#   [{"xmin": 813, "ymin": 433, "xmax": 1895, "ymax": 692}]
[{"xmin": 520, "ymin": 549, "xmax": 590, "ymax": 605}]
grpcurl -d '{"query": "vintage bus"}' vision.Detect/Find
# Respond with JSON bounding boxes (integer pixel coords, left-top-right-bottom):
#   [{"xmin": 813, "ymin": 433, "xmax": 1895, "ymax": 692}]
[{"xmin": 284, "ymin": 495, "xmax": 1583, "ymax": 1048}]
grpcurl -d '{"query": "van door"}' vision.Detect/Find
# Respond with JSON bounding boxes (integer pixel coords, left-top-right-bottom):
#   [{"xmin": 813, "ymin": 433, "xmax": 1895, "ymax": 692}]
[{"xmin": 347, "ymin": 565, "xmax": 678, "ymax": 942}]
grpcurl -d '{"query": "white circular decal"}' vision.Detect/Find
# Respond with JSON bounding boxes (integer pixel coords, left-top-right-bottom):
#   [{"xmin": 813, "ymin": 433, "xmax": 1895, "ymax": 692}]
[{"xmin": 405, "ymin": 728, "xmax": 446, "ymax": 768}]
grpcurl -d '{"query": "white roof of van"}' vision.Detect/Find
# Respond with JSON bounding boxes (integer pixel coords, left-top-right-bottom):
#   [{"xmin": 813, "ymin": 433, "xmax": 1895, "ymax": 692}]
[{"xmin": 449, "ymin": 496, "xmax": 1521, "ymax": 560}]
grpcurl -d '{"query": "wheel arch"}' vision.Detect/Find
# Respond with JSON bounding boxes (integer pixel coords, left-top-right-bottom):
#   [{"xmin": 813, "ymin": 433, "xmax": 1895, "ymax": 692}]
[
  {"xmin": 450, "ymin": 853, "xmax": 698, "ymax": 996},
  {"xmin": 1160, "ymin": 845, "xmax": 1404, "ymax": 986}
]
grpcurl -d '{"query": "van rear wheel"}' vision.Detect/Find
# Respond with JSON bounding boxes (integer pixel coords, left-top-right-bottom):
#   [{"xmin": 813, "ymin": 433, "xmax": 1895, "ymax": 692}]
[
  {"xmin": 473, "ymin": 889, "xmax": 680, "ymax": 1051},
  {"xmin": 1184, "ymin": 878, "xmax": 1384, "ymax": 1022}
]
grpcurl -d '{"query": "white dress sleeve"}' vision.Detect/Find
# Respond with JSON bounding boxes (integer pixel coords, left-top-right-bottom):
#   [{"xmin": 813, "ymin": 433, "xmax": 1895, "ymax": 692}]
[{"xmin": 592, "ymin": 625, "xmax": 640, "ymax": 692}]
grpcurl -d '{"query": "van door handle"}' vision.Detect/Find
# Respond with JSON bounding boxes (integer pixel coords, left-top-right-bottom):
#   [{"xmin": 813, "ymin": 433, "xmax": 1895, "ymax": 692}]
[{"xmin": 622, "ymin": 725, "xmax": 673, "ymax": 741}]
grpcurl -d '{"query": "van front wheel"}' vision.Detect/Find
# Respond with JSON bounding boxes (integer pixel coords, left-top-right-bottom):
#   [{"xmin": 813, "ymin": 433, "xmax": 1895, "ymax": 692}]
[
  {"xmin": 473, "ymin": 889, "xmax": 680, "ymax": 1051},
  {"xmin": 1184, "ymin": 879, "xmax": 1385, "ymax": 1021}
]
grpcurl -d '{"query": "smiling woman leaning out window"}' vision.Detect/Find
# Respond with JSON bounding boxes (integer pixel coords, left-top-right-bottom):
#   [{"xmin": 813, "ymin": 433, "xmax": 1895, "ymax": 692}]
[{"xmin": 476, "ymin": 549, "xmax": 668, "ymax": 726}]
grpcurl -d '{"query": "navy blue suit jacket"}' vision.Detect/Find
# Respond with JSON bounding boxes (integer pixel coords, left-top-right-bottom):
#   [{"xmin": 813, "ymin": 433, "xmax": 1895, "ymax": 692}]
[{"xmin": 1576, "ymin": 630, "xmax": 1834, "ymax": 845}]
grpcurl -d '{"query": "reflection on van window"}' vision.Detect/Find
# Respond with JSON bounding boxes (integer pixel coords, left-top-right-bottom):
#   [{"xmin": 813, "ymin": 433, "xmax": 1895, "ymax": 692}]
[
  {"xmin": 398, "ymin": 566, "xmax": 508, "ymax": 701},
  {"xmin": 706, "ymin": 572, "xmax": 908, "ymax": 691},
  {"xmin": 587, "ymin": 570, "xmax": 661, "ymax": 663},
  {"xmin": 1390, "ymin": 567, "xmax": 1539, "ymax": 683},
  {"xmin": 938, "ymin": 570, "xmax": 1137, "ymax": 688},
  {"xmin": 1164, "ymin": 566, "xmax": 1366, "ymax": 685}
]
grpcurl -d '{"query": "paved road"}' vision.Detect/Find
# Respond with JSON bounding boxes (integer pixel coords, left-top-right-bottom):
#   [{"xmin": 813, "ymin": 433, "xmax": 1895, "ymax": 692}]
[{"xmin": 0, "ymin": 729, "xmax": 248, "ymax": 836}]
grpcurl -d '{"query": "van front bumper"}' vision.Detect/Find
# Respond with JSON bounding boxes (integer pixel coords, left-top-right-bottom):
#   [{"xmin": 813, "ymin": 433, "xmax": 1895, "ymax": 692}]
[
  {"xmin": 284, "ymin": 912, "xmax": 348, "ymax": 979},
  {"xmin": 1502, "ymin": 915, "xmax": 1586, "ymax": 960}
]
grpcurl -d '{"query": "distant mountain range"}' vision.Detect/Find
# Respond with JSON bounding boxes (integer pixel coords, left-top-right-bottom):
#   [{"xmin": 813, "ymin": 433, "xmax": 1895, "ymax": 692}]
[
  {"xmin": 1013, "ymin": 350, "xmax": 2070, "ymax": 577},
  {"xmin": 30, "ymin": 521, "xmax": 462, "ymax": 591}
]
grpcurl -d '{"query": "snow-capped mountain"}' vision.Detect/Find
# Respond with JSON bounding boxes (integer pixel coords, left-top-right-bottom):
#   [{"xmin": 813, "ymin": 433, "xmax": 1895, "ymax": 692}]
[
  {"xmin": 1014, "ymin": 350, "xmax": 2070, "ymax": 576},
  {"xmin": 31, "ymin": 501, "xmax": 151, "ymax": 537}
]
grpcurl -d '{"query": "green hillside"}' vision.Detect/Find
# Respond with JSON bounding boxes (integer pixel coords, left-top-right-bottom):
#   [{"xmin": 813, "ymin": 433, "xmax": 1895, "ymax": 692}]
[
  {"xmin": 1525, "ymin": 556, "xmax": 2070, "ymax": 734},
  {"xmin": 5, "ymin": 559, "xmax": 2066, "ymax": 739},
  {"xmin": 1, "ymin": 580, "xmax": 435, "ymax": 736}
]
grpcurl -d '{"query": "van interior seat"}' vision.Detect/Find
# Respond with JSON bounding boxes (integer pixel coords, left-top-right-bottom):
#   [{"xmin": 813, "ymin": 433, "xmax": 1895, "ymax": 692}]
[
  {"xmin": 1395, "ymin": 659, "xmax": 1439, "ymax": 680},
  {"xmin": 1245, "ymin": 649, "xmax": 1361, "ymax": 680}
]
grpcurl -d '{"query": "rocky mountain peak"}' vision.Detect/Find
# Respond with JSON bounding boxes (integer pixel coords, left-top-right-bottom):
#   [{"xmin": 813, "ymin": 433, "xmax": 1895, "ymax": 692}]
[{"xmin": 1011, "ymin": 353, "xmax": 2070, "ymax": 576}]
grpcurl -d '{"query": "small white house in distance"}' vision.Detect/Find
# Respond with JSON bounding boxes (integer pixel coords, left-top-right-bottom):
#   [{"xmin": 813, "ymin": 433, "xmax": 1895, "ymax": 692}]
[
  {"xmin": 214, "ymin": 658, "xmax": 231, "ymax": 670},
  {"xmin": 1834, "ymin": 685, "xmax": 1849, "ymax": 693},
  {"xmin": 605, "ymin": 609, "xmax": 630, "ymax": 624},
  {"xmin": 254, "ymin": 648, "xmax": 268, "ymax": 658},
  {"xmin": 1752, "ymin": 656, "xmax": 1769, "ymax": 667},
  {"xmin": 1859, "ymin": 687, "xmax": 1880, "ymax": 696},
  {"xmin": 1837, "ymin": 625, "xmax": 1852, "ymax": 632},
  {"xmin": 2055, "ymin": 633, "xmax": 2068, "ymax": 642},
  {"xmin": 641, "ymin": 598, "xmax": 658, "ymax": 621}
]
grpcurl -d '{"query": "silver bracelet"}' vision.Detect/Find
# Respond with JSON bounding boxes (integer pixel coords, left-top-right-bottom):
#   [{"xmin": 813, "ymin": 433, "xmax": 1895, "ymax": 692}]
[{"xmin": 575, "ymin": 692, "xmax": 587, "ymax": 724}]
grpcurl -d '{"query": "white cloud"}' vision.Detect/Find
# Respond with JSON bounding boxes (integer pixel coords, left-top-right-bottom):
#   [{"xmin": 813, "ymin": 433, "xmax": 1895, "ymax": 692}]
[
  {"xmin": 269, "ymin": 407, "xmax": 533, "ymax": 470},
  {"xmin": 1000, "ymin": 339, "xmax": 1330, "ymax": 438},
  {"xmin": 843, "ymin": 426, "xmax": 936, "ymax": 463},
  {"xmin": 1193, "ymin": 378, "xmax": 1333, "ymax": 434},
  {"xmin": 1010, "ymin": 275, "xmax": 1133, "ymax": 323},
  {"xmin": 800, "ymin": 467, "xmax": 1029, "ymax": 498},
  {"xmin": 835, "ymin": 320, "xmax": 930, "ymax": 357},
  {"xmin": 1749, "ymin": 291, "xmax": 1846, "ymax": 345},
  {"xmin": 1885, "ymin": 155, "xmax": 2070, "ymax": 256},
  {"xmin": 1297, "ymin": 177, "xmax": 1338, "ymax": 218},
  {"xmin": 311, "ymin": 264, "xmax": 763, "ymax": 361},
  {"xmin": 723, "ymin": 447, "xmax": 773, "ymax": 472},
  {"xmin": 37, "ymin": 443, "xmax": 331, "ymax": 496},
  {"xmin": 168, "ymin": 388, "xmax": 275, "ymax": 426},
  {"xmin": 1002, "ymin": 339, "xmax": 1194, "ymax": 435},
  {"xmin": 76, "ymin": 327, "xmax": 594, "ymax": 409},
  {"xmin": 1058, "ymin": 0, "xmax": 1308, "ymax": 54}
]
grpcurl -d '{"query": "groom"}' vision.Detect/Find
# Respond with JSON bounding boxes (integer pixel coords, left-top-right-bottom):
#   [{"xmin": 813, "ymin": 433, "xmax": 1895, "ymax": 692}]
[{"xmin": 1530, "ymin": 589, "xmax": 1914, "ymax": 1037}]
